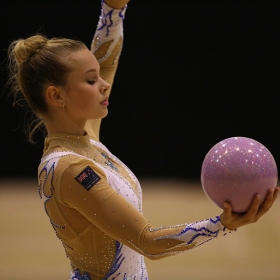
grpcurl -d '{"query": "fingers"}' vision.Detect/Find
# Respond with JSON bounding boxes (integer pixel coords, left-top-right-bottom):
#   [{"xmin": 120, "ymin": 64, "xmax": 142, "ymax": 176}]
[
  {"xmin": 221, "ymin": 201, "xmax": 232, "ymax": 219},
  {"xmin": 220, "ymin": 202, "xmax": 239, "ymax": 230},
  {"xmin": 252, "ymin": 187, "xmax": 279, "ymax": 221},
  {"xmin": 241, "ymin": 194, "xmax": 260, "ymax": 223},
  {"xmin": 220, "ymin": 187, "xmax": 279, "ymax": 229},
  {"xmin": 260, "ymin": 187, "xmax": 279, "ymax": 210},
  {"xmin": 272, "ymin": 187, "xmax": 280, "ymax": 202}
]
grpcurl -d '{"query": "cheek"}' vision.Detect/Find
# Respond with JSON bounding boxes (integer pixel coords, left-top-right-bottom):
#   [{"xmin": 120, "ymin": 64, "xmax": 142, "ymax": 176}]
[
  {"xmin": 74, "ymin": 97, "xmax": 97, "ymax": 112},
  {"xmin": 68, "ymin": 86, "xmax": 99, "ymax": 108}
]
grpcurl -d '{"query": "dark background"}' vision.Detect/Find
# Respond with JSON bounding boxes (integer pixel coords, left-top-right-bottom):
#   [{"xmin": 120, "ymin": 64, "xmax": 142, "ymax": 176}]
[{"xmin": 0, "ymin": 1, "xmax": 279, "ymax": 180}]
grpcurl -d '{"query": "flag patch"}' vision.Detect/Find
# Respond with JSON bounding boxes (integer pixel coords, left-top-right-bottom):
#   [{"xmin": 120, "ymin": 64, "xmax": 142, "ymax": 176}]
[{"xmin": 75, "ymin": 166, "xmax": 101, "ymax": 191}]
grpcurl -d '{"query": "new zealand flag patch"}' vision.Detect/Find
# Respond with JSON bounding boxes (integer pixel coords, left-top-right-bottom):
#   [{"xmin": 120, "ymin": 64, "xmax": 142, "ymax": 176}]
[{"xmin": 75, "ymin": 166, "xmax": 101, "ymax": 191}]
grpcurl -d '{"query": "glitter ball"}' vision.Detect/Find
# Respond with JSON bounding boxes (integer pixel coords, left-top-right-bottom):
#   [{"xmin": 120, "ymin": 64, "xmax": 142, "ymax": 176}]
[{"xmin": 201, "ymin": 136, "xmax": 278, "ymax": 213}]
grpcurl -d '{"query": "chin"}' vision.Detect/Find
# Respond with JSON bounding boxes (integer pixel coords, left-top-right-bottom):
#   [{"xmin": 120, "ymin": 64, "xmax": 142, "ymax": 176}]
[
  {"xmin": 101, "ymin": 110, "xmax": 109, "ymax": 118},
  {"xmin": 92, "ymin": 111, "xmax": 108, "ymax": 120}
]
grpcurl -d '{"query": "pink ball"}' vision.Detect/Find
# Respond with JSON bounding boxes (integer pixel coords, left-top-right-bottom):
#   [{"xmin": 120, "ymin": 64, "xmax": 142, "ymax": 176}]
[{"xmin": 201, "ymin": 137, "xmax": 278, "ymax": 213}]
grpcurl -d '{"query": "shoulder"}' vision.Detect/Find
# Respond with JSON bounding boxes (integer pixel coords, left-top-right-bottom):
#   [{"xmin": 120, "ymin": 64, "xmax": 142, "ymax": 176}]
[
  {"xmin": 38, "ymin": 152, "xmax": 107, "ymax": 185},
  {"xmin": 38, "ymin": 152, "xmax": 111, "ymax": 202},
  {"xmin": 59, "ymin": 154, "xmax": 106, "ymax": 182},
  {"xmin": 59, "ymin": 153, "xmax": 107, "ymax": 179},
  {"xmin": 54, "ymin": 154, "xmax": 115, "ymax": 207}
]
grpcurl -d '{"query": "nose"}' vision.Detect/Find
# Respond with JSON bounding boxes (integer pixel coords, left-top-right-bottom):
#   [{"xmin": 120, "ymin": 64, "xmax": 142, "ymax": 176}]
[{"xmin": 101, "ymin": 78, "xmax": 110, "ymax": 94}]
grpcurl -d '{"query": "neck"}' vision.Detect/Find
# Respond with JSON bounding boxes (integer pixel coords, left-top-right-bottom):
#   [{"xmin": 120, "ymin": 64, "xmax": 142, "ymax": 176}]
[
  {"xmin": 43, "ymin": 106, "xmax": 91, "ymax": 136},
  {"xmin": 44, "ymin": 118, "xmax": 86, "ymax": 136}
]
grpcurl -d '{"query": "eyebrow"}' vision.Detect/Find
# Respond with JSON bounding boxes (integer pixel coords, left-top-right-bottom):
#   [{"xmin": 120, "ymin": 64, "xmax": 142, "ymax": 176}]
[{"xmin": 84, "ymin": 69, "xmax": 97, "ymax": 75}]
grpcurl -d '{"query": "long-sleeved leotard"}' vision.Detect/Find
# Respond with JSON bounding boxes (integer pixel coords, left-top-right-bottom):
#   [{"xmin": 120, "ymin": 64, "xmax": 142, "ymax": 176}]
[
  {"xmin": 38, "ymin": 3, "xmax": 235, "ymax": 280},
  {"xmin": 85, "ymin": 1, "xmax": 126, "ymax": 141}
]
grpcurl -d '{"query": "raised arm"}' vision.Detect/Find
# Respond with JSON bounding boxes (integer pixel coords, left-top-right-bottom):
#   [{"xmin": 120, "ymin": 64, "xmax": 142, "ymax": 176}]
[{"xmin": 85, "ymin": 0, "xmax": 129, "ymax": 140}]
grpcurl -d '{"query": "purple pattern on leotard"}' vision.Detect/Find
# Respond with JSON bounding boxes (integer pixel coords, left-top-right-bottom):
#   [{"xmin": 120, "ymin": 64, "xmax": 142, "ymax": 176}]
[
  {"xmin": 97, "ymin": 3, "xmax": 126, "ymax": 37},
  {"xmin": 180, "ymin": 216, "xmax": 220, "ymax": 244},
  {"xmin": 38, "ymin": 160, "xmax": 55, "ymax": 201},
  {"xmin": 71, "ymin": 269, "xmax": 91, "ymax": 280},
  {"xmin": 118, "ymin": 6, "xmax": 126, "ymax": 21},
  {"xmin": 97, "ymin": 8, "xmax": 114, "ymax": 37},
  {"xmin": 39, "ymin": 159, "xmax": 68, "ymax": 232},
  {"xmin": 102, "ymin": 241, "xmax": 124, "ymax": 280}
]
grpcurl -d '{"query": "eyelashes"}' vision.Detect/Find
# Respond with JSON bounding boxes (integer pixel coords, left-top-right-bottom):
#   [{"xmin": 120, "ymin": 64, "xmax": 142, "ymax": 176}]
[
  {"xmin": 87, "ymin": 75, "xmax": 106, "ymax": 85},
  {"xmin": 87, "ymin": 80, "xmax": 96, "ymax": 85}
]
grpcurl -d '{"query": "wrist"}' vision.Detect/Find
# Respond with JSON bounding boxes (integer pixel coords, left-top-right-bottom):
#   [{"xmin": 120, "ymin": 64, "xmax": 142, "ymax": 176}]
[{"xmin": 219, "ymin": 214, "xmax": 238, "ymax": 231}]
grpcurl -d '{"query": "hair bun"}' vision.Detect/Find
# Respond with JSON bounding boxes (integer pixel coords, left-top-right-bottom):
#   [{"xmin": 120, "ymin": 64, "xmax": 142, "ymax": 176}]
[{"xmin": 11, "ymin": 35, "xmax": 48, "ymax": 66}]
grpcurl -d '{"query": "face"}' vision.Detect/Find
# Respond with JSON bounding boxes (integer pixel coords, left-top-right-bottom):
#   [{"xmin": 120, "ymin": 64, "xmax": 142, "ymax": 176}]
[{"xmin": 61, "ymin": 48, "xmax": 110, "ymax": 124}]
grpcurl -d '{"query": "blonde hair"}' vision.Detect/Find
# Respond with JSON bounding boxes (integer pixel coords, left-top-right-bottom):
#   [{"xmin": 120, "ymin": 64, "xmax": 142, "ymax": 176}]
[{"xmin": 8, "ymin": 34, "xmax": 87, "ymax": 142}]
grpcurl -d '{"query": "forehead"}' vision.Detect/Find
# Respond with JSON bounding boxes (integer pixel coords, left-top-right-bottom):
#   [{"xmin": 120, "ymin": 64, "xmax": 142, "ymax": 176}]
[{"xmin": 68, "ymin": 48, "xmax": 99, "ymax": 73}]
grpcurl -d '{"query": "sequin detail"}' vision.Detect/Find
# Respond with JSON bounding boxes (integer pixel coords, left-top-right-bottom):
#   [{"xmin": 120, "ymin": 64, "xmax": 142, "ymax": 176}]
[
  {"xmin": 91, "ymin": 139, "xmax": 143, "ymax": 213},
  {"xmin": 93, "ymin": 2, "xmax": 127, "ymax": 63},
  {"xmin": 39, "ymin": 140, "xmax": 148, "ymax": 279},
  {"xmin": 102, "ymin": 242, "xmax": 123, "ymax": 279},
  {"xmin": 154, "ymin": 216, "xmax": 234, "ymax": 248},
  {"xmin": 38, "ymin": 159, "xmax": 56, "ymax": 202},
  {"xmin": 101, "ymin": 152, "xmax": 119, "ymax": 171}
]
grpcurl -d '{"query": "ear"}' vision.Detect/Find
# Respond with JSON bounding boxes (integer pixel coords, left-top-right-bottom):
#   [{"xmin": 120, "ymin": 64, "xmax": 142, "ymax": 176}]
[{"xmin": 45, "ymin": 86, "xmax": 65, "ymax": 108}]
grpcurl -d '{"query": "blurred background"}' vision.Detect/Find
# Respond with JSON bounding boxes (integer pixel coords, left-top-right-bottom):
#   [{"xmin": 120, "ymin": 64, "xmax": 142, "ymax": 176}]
[{"xmin": 0, "ymin": 1, "xmax": 279, "ymax": 279}]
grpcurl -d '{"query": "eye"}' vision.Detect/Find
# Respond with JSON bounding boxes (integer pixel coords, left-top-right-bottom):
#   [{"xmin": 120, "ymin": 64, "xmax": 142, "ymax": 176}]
[{"xmin": 87, "ymin": 80, "xmax": 96, "ymax": 85}]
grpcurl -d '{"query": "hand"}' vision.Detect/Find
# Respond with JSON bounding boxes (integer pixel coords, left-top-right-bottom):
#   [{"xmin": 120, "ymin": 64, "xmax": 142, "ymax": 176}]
[
  {"xmin": 220, "ymin": 187, "xmax": 279, "ymax": 230},
  {"xmin": 105, "ymin": 0, "xmax": 130, "ymax": 9}
]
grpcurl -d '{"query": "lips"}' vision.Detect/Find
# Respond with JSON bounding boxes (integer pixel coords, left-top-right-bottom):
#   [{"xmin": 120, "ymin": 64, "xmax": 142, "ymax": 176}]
[{"xmin": 101, "ymin": 99, "xmax": 109, "ymax": 106}]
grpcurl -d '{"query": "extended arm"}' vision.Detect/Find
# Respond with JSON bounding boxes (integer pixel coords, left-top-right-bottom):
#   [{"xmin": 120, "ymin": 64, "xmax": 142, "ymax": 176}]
[{"xmin": 58, "ymin": 159, "xmax": 236, "ymax": 260}]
